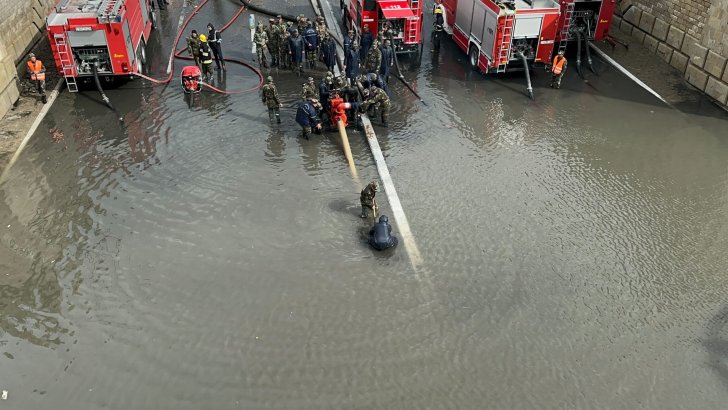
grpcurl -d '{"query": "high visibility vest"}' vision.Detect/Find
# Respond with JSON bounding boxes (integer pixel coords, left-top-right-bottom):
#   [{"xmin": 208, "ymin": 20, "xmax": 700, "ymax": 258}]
[
  {"xmin": 552, "ymin": 55, "xmax": 565, "ymax": 75},
  {"xmin": 27, "ymin": 60, "xmax": 45, "ymax": 81}
]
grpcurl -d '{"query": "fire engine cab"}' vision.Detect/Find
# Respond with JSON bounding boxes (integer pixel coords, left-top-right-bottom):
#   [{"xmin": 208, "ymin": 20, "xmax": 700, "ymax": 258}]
[
  {"xmin": 342, "ymin": 0, "xmax": 424, "ymax": 59},
  {"xmin": 440, "ymin": 0, "xmax": 561, "ymax": 74},
  {"xmin": 46, "ymin": 0, "xmax": 156, "ymax": 92}
]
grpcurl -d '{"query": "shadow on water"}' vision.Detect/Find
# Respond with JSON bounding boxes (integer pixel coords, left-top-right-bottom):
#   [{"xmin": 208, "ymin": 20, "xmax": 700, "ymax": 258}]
[{"xmin": 704, "ymin": 305, "xmax": 728, "ymax": 391}]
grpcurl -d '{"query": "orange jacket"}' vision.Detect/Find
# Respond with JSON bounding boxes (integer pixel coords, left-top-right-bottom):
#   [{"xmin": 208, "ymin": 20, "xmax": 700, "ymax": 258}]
[
  {"xmin": 27, "ymin": 60, "xmax": 45, "ymax": 81},
  {"xmin": 552, "ymin": 55, "xmax": 566, "ymax": 75}
]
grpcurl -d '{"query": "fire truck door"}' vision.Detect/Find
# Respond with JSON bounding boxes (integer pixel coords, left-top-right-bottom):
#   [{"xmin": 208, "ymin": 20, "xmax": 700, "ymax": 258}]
[
  {"xmin": 454, "ymin": 0, "xmax": 474, "ymax": 35},
  {"xmin": 513, "ymin": 15, "xmax": 543, "ymax": 39},
  {"xmin": 470, "ymin": 2, "xmax": 485, "ymax": 44},
  {"xmin": 481, "ymin": 9, "xmax": 497, "ymax": 60}
]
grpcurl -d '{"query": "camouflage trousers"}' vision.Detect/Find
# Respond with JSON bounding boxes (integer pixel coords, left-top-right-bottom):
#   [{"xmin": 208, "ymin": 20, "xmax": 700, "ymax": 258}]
[
  {"xmin": 268, "ymin": 107, "xmax": 281, "ymax": 124},
  {"xmin": 302, "ymin": 126, "xmax": 312, "ymax": 140},
  {"xmin": 360, "ymin": 199, "xmax": 378, "ymax": 218},
  {"xmin": 257, "ymin": 48, "xmax": 268, "ymax": 67}
]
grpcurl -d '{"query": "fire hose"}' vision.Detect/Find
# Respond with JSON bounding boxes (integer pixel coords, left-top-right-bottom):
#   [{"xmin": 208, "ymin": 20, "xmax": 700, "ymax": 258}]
[
  {"xmin": 236, "ymin": 0, "xmax": 426, "ymax": 105},
  {"xmin": 133, "ymin": 0, "xmax": 263, "ymax": 94},
  {"xmin": 92, "ymin": 64, "xmax": 123, "ymax": 121},
  {"xmin": 515, "ymin": 51, "xmax": 534, "ymax": 100}
]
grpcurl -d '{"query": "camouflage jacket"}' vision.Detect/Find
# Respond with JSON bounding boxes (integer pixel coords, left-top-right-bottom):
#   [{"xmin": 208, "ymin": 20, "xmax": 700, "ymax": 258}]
[
  {"xmin": 262, "ymin": 83, "xmax": 280, "ymax": 108},
  {"xmin": 363, "ymin": 87, "xmax": 390, "ymax": 110},
  {"xmin": 301, "ymin": 83, "xmax": 316, "ymax": 99},
  {"xmin": 187, "ymin": 36, "xmax": 201, "ymax": 55},
  {"xmin": 254, "ymin": 30, "xmax": 268, "ymax": 47},
  {"xmin": 360, "ymin": 184, "xmax": 377, "ymax": 207}
]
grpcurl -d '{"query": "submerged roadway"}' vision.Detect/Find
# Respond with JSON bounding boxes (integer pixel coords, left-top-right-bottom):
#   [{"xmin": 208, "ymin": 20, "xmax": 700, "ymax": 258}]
[{"xmin": 1, "ymin": 0, "xmax": 728, "ymax": 408}]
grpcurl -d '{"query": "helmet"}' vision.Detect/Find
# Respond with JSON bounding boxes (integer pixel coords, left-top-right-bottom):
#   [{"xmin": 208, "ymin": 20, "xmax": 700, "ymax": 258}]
[
  {"xmin": 369, "ymin": 73, "xmax": 378, "ymax": 82},
  {"xmin": 266, "ymin": 76, "xmax": 274, "ymax": 83},
  {"xmin": 29, "ymin": 53, "xmax": 36, "ymax": 58},
  {"xmin": 292, "ymin": 29, "xmax": 299, "ymax": 35},
  {"xmin": 326, "ymin": 71, "xmax": 333, "ymax": 78},
  {"xmin": 558, "ymin": 50, "xmax": 564, "ymax": 55},
  {"xmin": 379, "ymin": 215, "xmax": 388, "ymax": 223},
  {"xmin": 199, "ymin": 34, "xmax": 207, "ymax": 42},
  {"xmin": 434, "ymin": 7, "xmax": 443, "ymax": 13},
  {"xmin": 287, "ymin": 21, "xmax": 293, "ymax": 26}
]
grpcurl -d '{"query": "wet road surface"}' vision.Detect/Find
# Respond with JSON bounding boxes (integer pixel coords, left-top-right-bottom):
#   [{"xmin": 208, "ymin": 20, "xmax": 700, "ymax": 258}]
[{"xmin": 2, "ymin": 0, "xmax": 728, "ymax": 408}]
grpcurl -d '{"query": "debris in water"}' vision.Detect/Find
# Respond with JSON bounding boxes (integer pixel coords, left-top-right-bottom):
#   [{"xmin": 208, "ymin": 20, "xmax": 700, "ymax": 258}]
[
  {"xmin": 50, "ymin": 127, "xmax": 64, "ymax": 144},
  {"xmin": 2, "ymin": 390, "xmax": 7, "ymax": 400}
]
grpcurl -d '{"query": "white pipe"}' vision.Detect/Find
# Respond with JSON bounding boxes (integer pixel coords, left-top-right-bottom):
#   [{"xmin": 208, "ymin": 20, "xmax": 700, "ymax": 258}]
[{"xmin": 588, "ymin": 43, "xmax": 670, "ymax": 106}]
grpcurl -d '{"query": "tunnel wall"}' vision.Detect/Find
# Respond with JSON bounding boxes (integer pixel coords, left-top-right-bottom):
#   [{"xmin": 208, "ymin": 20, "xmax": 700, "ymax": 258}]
[
  {"xmin": 0, "ymin": 0, "xmax": 56, "ymax": 118},
  {"xmin": 613, "ymin": 0, "xmax": 728, "ymax": 110}
]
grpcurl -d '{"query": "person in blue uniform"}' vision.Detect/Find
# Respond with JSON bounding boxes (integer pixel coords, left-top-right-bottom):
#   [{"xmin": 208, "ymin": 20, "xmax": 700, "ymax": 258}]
[{"xmin": 368, "ymin": 215, "xmax": 398, "ymax": 251}]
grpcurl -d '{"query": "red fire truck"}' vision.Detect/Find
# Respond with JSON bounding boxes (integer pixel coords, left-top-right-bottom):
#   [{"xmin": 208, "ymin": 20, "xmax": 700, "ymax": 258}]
[
  {"xmin": 554, "ymin": 0, "xmax": 618, "ymax": 74},
  {"xmin": 440, "ymin": 0, "xmax": 561, "ymax": 74},
  {"xmin": 342, "ymin": 0, "xmax": 424, "ymax": 59},
  {"xmin": 46, "ymin": 0, "xmax": 156, "ymax": 92}
]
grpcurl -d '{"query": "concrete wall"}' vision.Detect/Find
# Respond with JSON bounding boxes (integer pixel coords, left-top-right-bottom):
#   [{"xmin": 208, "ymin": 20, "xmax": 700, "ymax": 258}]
[
  {"xmin": 614, "ymin": 0, "xmax": 728, "ymax": 109},
  {"xmin": 0, "ymin": 0, "xmax": 57, "ymax": 118}
]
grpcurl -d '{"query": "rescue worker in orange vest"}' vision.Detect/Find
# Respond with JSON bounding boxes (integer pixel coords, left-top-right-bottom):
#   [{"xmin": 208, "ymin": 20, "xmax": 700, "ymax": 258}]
[
  {"xmin": 550, "ymin": 50, "xmax": 567, "ymax": 89},
  {"xmin": 27, "ymin": 53, "xmax": 47, "ymax": 104}
]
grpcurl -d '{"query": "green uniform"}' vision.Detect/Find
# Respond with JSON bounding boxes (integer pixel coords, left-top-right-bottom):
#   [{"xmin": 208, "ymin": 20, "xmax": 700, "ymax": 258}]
[
  {"xmin": 254, "ymin": 28, "xmax": 268, "ymax": 67},
  {"xmin": 361, "ymin": 87, "xmax": 390, "ymax": 126},
  {"xmin": 278, "ymin": 22, "xmax": 289, "ymax": 68},
  {"xmin": 261, "ymin": 82, "xmax": 281, "ymax": 123},
  {"xmin": 366, "ymin": 46, "xmax": 382, "ymax": 74},
  {"xmin": 360, "ymin": 182, "xmax": 378, "ymax": 218},
  {"xmin": 266, "ymin": 23, "xmax": 280, "ymax": 66},
  {"xmin": 187, "ymin": 35, "xmax": 201, "ymax": 67},
  {"xmin": 301, "ymin": 82, "xmax": 316, "ymax": 99}
]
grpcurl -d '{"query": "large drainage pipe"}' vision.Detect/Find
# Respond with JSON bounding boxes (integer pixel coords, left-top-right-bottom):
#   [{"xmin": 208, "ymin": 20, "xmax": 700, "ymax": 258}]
[
  {"xmin": 92, "ymin": 64, "xmax": 123, "ymax": 121},
  {"xmin": 516, "ymin": 51, "xmax": 534, "ymax": 100},
  {"xmin": 392, "ymin": 48, "xmax": 426, "ymax": 105},
  {"xmin": 575, "ymin": 30, "xmax": 584, "ymax": 78}
]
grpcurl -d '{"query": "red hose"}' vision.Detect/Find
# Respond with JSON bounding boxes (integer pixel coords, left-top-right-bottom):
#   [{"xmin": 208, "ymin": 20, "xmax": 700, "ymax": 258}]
[{"xmin": 134, "ymin": 0, "xmax": 263, "ymax": 94}]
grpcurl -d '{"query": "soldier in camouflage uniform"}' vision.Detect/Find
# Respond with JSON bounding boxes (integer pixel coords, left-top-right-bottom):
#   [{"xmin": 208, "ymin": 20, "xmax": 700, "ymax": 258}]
[
  {"xmin": 261, "ymin": 76, "xmax": 282, "ymax": 124},
  {"xmin": 301, "ymin": 77, "xmax": 316, "ymax": 99},
  {"xmin": 254, "ymin": 23, "xmax": 269, "ymax": 68},
  {"xmin": 315, "ymin": 16, "xmax": 327, "ymax": 53},
  {"xmin": 186, "ymin": 30, "xmax": 202, "ymax": 67},
  {"xmin": 266, "ymin": 18, "xmax": 280, "ymax": 67},
  {"xmin": 278, "ymin": 18, "xmax": 290, "ymax": 69},
  {"xmin": 360, "ymin": 86, "xmax": 390, "ymax": 126},
  {"xmin": 360, "ymin": 180, "xmax": 379, "ymax": 218},
  {"xmin": 296, "ymin": 14, "xmax": 305, "ymax": 34},
  {"xmin": 366, "ymin": 40, "xmax": 382, "ymax": 74}
]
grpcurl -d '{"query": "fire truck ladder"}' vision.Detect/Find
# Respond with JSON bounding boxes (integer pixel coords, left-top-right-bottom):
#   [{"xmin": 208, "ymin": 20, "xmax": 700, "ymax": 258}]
[
  {"xmin": 97, "ymin": 0, "xmax": 124, "ymax": 22},
  {"xmin": 557, "ymin": 0, "xmax": 575, "ymax": 55},
  {"xmin": 496, "ymin": 11, "xmax": 516, "ymax": 73},
  {"xmin": 53, "ymin": 34, "xmax": 78, "ymax": 93},
  {"xmin": 404, "ymin": 0, "xmax": 421, "ymax": 44}
]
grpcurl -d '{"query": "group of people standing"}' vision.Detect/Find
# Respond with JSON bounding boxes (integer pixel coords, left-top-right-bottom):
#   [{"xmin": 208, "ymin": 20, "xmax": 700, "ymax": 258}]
[
  {"xmin": 186, "ymin": 23, "xmax": 226, "ymax": 81},
  {"xmin": 253, "ymin": 15, "xmax": 337, "ymax": 75}
]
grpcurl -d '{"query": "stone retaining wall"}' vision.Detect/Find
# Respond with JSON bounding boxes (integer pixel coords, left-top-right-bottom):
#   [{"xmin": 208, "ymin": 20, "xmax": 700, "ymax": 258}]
[
  {"xmin": 613, "ymin": 0, "xmax": 728, "ymax": 109},
  {"xmin": 0, "ymin": 0, "xmax": 56, "ymax": 118}
]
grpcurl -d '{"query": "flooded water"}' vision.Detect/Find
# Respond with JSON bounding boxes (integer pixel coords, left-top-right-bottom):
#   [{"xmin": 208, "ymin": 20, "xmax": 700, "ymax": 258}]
[{"xmin": 2, "ymin": 1, "xmax": 728, "ymax": 408}]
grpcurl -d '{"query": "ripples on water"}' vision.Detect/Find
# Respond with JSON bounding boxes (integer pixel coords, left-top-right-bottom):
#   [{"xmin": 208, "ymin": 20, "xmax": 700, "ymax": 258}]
[{"xmin": 3, "ymin": 7, "xmax": 728, "ymax": 407}]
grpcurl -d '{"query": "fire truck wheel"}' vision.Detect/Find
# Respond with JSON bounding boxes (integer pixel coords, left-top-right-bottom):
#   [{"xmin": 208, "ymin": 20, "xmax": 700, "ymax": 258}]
[{"xmin": 468, "ymin": 46, "xmax": 479, "ymax": 71}]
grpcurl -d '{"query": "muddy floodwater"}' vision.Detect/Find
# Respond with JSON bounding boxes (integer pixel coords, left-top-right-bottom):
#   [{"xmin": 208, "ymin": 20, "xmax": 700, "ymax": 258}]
[{"xmin": 2, "ymin": 1, "xmax": 728, "ymax": 409}]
